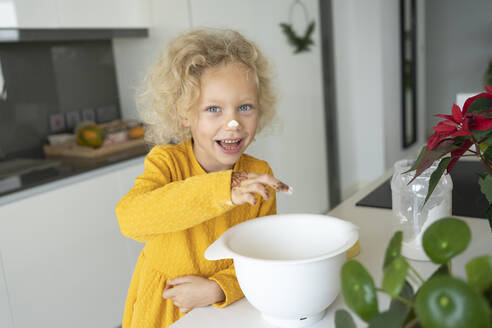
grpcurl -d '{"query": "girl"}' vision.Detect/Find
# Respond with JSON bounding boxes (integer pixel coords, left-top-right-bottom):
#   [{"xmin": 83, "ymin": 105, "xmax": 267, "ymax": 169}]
[{"xmin": 115, "ymin": 28, "xmax": 291, "ymax": 328}]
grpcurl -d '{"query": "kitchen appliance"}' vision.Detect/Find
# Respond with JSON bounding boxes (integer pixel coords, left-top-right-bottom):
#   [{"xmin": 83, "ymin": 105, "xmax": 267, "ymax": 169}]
[{"xmin": 205, "ymin": 214, "xmax": 359, "ymax": 328}]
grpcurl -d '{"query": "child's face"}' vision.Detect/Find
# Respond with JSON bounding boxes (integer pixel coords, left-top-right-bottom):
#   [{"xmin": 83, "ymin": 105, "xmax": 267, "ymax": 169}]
[{"xmin": 184, "ymin": 62, "xmax": 259, "ymax": 172}]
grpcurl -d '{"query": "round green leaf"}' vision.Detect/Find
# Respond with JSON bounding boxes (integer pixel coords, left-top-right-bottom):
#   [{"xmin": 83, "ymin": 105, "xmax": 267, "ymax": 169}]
[
  {"xmin": 368, "ymin": 310, "xmax": 404, "ymax": 328},
  {"xmin": 334, "ymin": 309, "xmax": 356, "ymax": 328},
  {"xmin": 383, "ymin": 231, "xmax": 403, "ymax": 269},
  {"xmin": 389, "ymin": 280, "xmax": 414, "ymax": 320},
  {"xmin": 466, "ymin": 255, "xmax": 492, "ymax": 292},
  {"xmin": 382, "ymin": 256, "xmax": 409, "ymax": 297},
  {"xmin": 341, "ymin": 260, "xmax": 379, "ymax": 322},
  {"xmin": 415, "ymin": 275, "xmax": 491, "ymax": 328},
  {"xmin": 422, "ymin": 217, "xmax": 471, "ymax": 264}
]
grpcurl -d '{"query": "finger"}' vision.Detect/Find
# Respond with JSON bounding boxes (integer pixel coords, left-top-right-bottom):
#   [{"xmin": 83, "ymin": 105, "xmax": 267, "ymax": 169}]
[
  {"xmin": 254, "ymin": 174, "xmax": 292, "ymax": 194},
  {"xmin": 163, "ymin": 288, "xmax": 175, "ymax": 299},
  {"xmin": 244, "ymin": 182, "xmax": 269, "ymax": 200},
  {"xmin": 245, "ymin": 193, "xmax": 258, "ymax": 206},
  {"xmin": 180, "ymin": 307, "xmax": 192, "ymax": 313},
  {"xmin": 169, "ymin": 276, "xmax": 192, "ymax": 285}
]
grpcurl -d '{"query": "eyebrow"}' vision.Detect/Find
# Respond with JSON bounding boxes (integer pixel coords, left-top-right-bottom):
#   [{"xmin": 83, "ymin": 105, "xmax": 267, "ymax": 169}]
[{"xmin": 202, "ymin": 98, "xmax": 257, "ymax": 104}]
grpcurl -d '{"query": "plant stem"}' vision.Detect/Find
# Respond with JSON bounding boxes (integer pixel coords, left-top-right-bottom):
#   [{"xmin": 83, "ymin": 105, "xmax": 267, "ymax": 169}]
[
  {"xmin": 472, "ymin": 136, "xmax": 492, "ymax": 176},
  {"xmin": 376, "ymin": 288, "xmax": 415, "ymax": 307},
  {"xmin": 447, "ymin": 260, "xmax": 452, "ymax": 274},
  {"xmin": 404, "ymin": 318, "xmax": 419, "ymax": 328},
  {"xmin": 408, "ymin": 264, "xmax": 425, "ymax": 285}
]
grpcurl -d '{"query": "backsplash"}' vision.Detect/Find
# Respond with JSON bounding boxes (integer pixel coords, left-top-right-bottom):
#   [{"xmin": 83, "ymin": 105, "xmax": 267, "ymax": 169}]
[{"xmin": 0, "ymin": 40, "xmax": 120, "ymax": 159}]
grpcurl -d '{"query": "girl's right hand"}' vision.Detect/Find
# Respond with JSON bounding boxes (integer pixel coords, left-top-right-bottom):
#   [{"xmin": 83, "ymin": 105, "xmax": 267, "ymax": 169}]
[{"xmin": 231, "ymin": 172, "xmax": 292, "ymax": 206}]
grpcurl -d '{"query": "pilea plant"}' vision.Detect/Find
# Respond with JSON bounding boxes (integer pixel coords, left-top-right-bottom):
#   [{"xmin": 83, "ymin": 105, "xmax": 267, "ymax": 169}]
[{"xmin": 335, "ymin": 217, "xmax": 492, "ymax": 328}]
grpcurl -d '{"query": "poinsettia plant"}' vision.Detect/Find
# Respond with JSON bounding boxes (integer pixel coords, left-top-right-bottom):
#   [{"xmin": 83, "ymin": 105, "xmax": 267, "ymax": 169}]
[{"xmin": 408, "ymin": 85, "xmax": 492, "ymax": 230}]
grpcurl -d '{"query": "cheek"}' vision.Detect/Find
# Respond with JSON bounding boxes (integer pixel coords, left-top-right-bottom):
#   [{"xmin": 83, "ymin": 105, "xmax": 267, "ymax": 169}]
[{"xmin": 195, "ymin": 118, "xmax": 218, "ymax": 136}]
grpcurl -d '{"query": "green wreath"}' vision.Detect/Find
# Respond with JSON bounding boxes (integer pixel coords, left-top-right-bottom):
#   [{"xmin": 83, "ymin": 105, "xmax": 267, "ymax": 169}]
[{"xmin": 279, "ymin": 0, "xmax": 316, "ymax": 54}]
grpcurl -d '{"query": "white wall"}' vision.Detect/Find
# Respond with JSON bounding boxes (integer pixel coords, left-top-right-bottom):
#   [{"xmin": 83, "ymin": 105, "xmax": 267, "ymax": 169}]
[
  {"xmin": 113, "ymin": 0, "xmax": 329, "ymax": 214},
  {"xmin": 332, "ymin": 0, "xmax": 426, "ymax": 199},
  {"xmin": 425, "ymin": 0, "xmax": 492, "ymax": 132}
]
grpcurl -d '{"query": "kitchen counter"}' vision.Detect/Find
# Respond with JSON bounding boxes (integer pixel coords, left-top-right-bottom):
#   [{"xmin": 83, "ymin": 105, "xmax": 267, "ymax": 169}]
[
  {"xmin": 171, "ymin": 169, "xmax": 492, "ymax": 328},
  {"xmin": 0, "ymin": 146, "xmax": 148, "ymax": 206}
]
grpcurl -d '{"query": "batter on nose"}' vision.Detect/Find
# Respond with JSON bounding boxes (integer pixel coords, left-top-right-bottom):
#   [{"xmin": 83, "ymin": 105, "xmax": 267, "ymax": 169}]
[{"xmin": 228, "ymin": 120, "xmax": 239, "ymax": 128}]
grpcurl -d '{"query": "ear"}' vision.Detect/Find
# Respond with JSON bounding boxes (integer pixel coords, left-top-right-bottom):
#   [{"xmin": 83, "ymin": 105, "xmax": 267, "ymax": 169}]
[{"xmin": 180, "ymin": 115, "xmax": 190, "ymax": 128}]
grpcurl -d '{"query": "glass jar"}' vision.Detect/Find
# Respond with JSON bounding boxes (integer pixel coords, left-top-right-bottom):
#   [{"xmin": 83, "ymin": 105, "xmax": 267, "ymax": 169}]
[{"xmin": 391, "ymin": 159, "xmax": 453, "ymax": 261}]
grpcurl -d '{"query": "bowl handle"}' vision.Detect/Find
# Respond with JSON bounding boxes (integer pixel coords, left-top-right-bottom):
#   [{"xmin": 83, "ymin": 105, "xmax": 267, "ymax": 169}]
[{"xmin": 205, "ymin": 235, "xmax": 234, "ymax": 261}]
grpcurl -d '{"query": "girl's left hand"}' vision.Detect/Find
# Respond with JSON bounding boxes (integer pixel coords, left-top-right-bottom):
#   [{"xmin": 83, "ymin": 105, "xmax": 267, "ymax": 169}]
[{"xmin": 162, "ymin": 275, "xmax": 225, "ymax": 313}]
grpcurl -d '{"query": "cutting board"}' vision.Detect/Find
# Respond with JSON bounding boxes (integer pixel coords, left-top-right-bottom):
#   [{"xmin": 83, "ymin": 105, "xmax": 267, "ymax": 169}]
[{"xmin": 43, "ymin": 138, "xmax": 146, "ymax": 159}]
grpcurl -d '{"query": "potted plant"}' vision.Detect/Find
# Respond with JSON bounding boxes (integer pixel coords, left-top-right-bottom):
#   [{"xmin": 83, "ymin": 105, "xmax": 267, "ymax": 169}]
[
  {"xmin": 335, "ymin": 217, "xmax": 492, "ymax": 328},
  {"xmin": 405, "ymin": 86, "xmax": 492, "ymax": 230}
]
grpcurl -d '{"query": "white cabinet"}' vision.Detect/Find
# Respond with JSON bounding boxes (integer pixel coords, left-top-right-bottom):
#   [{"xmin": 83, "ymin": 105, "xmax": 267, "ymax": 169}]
[
  {"xmin": 0, "ymin": 0, "xmax": 150, "ymax": 28},
  {"xmin": 0, "ymin": 159, "xmax": 144, "ymax": 328},
  {"xmin": 56, "ymin": 0, "xmax": 150, "ymax": 28}
]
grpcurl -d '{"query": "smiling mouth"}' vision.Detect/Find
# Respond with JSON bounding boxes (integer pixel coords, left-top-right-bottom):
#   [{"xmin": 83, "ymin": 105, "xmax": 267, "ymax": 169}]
[{"xmin": 216, "ymin": 138, "xmax": 242, "ymax": 151}]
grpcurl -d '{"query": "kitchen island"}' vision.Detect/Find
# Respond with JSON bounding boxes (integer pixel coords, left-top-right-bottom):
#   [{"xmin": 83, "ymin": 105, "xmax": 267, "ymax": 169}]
[{"xmin": 171, "ymin": 169, "xmax": 492, "ymax": 328}]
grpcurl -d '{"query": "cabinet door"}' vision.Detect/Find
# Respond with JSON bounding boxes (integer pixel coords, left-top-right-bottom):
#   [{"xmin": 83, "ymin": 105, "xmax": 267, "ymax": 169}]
[
  {"xmin": 56, "ymin": 0, "xmax": 150, "ymax": 28},
  {"xmin": 0, "ymin": 251, "xmax": 14, "ymax": 328},
  {"xmin": 116, "ymin": 161, "xmax": 146, "ymax": 263},
  {"xmin": 1, "ymin": 0, "xmax": 58, "ymax": 28},
  {"xmin": 0, "ymin": 168, "xmax": 138, "ymax": 328}
]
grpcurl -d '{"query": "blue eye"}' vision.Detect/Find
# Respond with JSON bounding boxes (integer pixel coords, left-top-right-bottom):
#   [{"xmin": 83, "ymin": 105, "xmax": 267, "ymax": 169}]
[
  {"xmin": 207, "ymin": 106, "xmax": 220, "ymax": 113},
  {"xmin": 238, "ymin": 104, "xmax": 251, "ymax": 111}
]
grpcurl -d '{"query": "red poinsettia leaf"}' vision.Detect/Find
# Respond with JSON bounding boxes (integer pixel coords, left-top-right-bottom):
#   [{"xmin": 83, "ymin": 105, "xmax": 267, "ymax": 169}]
[
  {"xmin": 470, "ymin": 116, "xmax": 492, "ymax": 131},
  {"xmin": 450, "ymin": 129, "xmax": 472, "ymax": 137},
  {"xmin": 427, "ymin": 131, "xmax": 449, "ymax": 150},
  {"xmin": 447, "ymin": 141, "xmax": 473, "ymax": 173},
  {"xmin": 451, "ymin": 104, "xmax": 463, "ymax": 123},
  {"xmin": 436, "ymin": 114, "xmax": 456, "ymax": 122},
  {"xmin": 410, "ymin": 139, "xmax": 456, "ymax": 184},
  {"xmin": 463, "ymin": 92, "xmax": 492, "ymax": 114},
  {"xmin": 433, "ymin": 122, "xmax": 458, "ymax": 132},
  {"xmin": 486, "ymin": 85, "xmax": 492, "ymax": 94}
]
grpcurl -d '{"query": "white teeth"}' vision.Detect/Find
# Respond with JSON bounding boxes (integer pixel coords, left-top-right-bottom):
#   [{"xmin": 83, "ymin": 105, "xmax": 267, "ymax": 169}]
[{"xmin": 222, "ymin": 139, "xmax": 240, "ymax": 144}]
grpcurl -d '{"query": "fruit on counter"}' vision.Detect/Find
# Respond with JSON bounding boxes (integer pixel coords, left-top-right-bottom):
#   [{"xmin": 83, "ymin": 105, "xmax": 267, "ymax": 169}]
[
  {"xmin": 128, "ymin": 125, "xmax": 145, "ymax": 139},
  {"xmin": 75, "ymin": 121, "xmax": 105, "ymax": 148}
]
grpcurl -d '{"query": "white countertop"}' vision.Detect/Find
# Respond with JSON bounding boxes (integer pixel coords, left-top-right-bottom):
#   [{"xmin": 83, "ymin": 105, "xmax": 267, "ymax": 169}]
[
  {"xmin": 0, "ymin": 155, "xmax": 145, "ymax": 206},
  {"xmin": 171, "ymin": 170, "xmax": 492, "ymax": 328}
]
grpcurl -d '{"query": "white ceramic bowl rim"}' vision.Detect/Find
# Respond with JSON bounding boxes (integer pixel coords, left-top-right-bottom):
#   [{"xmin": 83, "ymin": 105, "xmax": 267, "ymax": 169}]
[{"xmin": 207, "ymin": 214, "xmax": 359, "ymax": 265}]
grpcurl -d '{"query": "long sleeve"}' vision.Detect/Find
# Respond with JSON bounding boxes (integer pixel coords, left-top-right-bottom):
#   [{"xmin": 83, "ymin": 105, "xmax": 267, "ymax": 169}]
[
  {"xmin": 209, "ymin": 169, "xmax": 277, "ymax": 308},
  {"xmin": 115, "ymin": 147, "xmax": 236, "ymax": 242}
]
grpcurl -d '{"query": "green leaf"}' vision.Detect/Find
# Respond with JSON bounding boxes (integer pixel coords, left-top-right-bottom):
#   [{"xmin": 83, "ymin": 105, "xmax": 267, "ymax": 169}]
[
  {"xmin": 467, "ymin": 96, "xmax": 492, "ymax": 114},
  {"xmin": 429, "ymin": 263, "xmax": 450, "ymax": 279},
  {"xmin": 424, "ymin": 157, "xmax": 451, "ymax": 205},
  {"xmin": 422, "ymin": 217, "xmax": 471, "ymax": 264},
  {"xmin": 466, "ymin": 255, "xmax": 492, "ymax": 293},
  {"xmin": 403, "ymin": 146, "xmax": 426, "ymax": 173},
  {"xmin": 341, "ymin": 260, "xmax": 379, "ymax": 322},
  {"xmin": 389, "ymin": 281, "xmax": 414, "ymax": 324},
  {"xmin": 382, "ymin": 256, "xmax": 409, "ymax": 297},
  {"xmin": 367, "ymin": 310, "xmax": 403, "ymax": 328},
  {"xmin": 471, "ymin": 129, "xmax": 492, "ymax": 142},
  {"xmin": 334, "ymin": 309, "xmax": 356, "ymax": 328},
  {"xmin": 415, "ymin": 275, "xmax": 491, "ymax": 328},
  {"xmin": 408, "ymin": 142, "xmax": 456, "ymax": 184},
  {"xmin": 483, "ymin": 146, "xmax": 492, "ymax": 164},
  {"xmin": 484, "ymin": 286, "xmax": 492, "ymax": 308},
  {"xmin": 478, "ymin": 174, "xmax": 492, "ymax": 203},
  {"xmin": 383, "ymin": 231, "xmax": 403, "ymax": 269},
  {"xmin": 487, "ymin": 203, "xmax": 492, "ymax": 231}
]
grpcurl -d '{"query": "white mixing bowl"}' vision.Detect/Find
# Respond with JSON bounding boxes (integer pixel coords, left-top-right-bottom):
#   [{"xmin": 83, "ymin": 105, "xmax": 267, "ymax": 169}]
[{"xmin": 205, "ymin": 214, "xmax": 359, "ymax": 328}]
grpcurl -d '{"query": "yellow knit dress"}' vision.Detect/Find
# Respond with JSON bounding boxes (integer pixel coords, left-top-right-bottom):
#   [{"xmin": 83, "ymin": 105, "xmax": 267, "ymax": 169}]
[{"xmin": 115, "ymin": 139, "xmax": 276, "ymax": 328}]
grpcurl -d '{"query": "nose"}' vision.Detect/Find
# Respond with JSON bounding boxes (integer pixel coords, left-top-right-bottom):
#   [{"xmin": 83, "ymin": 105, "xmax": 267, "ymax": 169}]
[{"xmin": 223, "ymin": 112, "xmax": 240, "ymax": 130}]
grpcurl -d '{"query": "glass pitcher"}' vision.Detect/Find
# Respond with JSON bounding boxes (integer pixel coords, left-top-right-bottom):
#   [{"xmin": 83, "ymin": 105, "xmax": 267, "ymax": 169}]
[{"xmin": 391, "ymin": 159, "xmax": 453, "ymax": 261}]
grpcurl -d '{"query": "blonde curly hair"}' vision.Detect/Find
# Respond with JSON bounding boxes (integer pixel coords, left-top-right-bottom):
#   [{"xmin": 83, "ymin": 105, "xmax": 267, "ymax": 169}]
[{"xmin": 136, "ymin": 28, "xmax": 277, "ymax": 146}]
